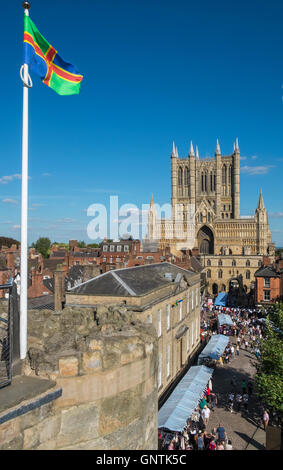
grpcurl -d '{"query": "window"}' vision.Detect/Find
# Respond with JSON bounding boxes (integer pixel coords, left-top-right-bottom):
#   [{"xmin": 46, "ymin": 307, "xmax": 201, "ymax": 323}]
[
  {"xmin": 166, "ymin": 305, "xmax": 170, "ymax": 331},
  {"xmin": 232, "ymin": 260, "xmax": 236, "ymax": 266},
  {"xmin": 207, "ymin": 269, "xmax": 211, "ymax": 278},
  {"xmin": 116, "ymin": 257, "xmax": 121, "ymax": 262},
  {"xmin": 258, "ymin": 260, "xmax": 262, "ymax": 267},
  {"xmin": 218, "ymin": 259, "xmax": 222, "ymax": 266},
  {"xmin": 124, "ymin": 245, "xmax": 129, "ymax": 252},
  {"xmin": 103, "ymin": 245, "xmax": 108, "ymax": 252},
  {"xmin": 186, "ymin": 328, "xmax": 190, "ymax": 352},
  {"xmin": 246, "ymin": 270, "xmax": 250, "ymax": 280},
  {"xmin": 158, "ymin": 354, "xmax": 162, "ymax": 388},
  {"xmin": 218, "ymin": 269, "xmax": 223, "ymax": 279},
  {"xmin": 158, "ymin": 309, "xmax": 162, "ymax": 337},
  {"xmin": 117, "ymin": 245, "xmax": 122, "ymax": 252},
  {"xmin": 207, "ymin": 259, "xmax": 211, "ymax": 266},
  {"xmin": 178, "ymin": 167, "xmax": 183, "ymax": 186},
  {"xmin": 179, "ymin": 302, "xmax": 183, "ymax": 321},
  {"xmin": 109, "ymin": 257, "xmax": 113, "ymax": 263},
  {"xmin": 103, "ymin": 257, "xmax": 106, "ymax": 262},
  {"xmin": 264, "ymin": 290, "xmax": 270, "ymax": 301},
  {"xmin": 167, "ymin": 345, "xmax": 170, "ymax": 378},
  {"xmin": 264, "ymin": 278, "xmax": 270, "ymax": 287},
  {"xmin": 246, "ymin": 260, "xmax": 250, "ymax": 267},
  {"xmin": 187, "ymin": 294, "xmax": 190, "ymax": 314},
  {"xmin": 110, "ymin": 245, "xmax": 115, "ymax": 252}
]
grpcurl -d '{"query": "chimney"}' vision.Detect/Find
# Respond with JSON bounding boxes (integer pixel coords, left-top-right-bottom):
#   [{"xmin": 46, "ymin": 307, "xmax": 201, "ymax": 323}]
[{"xmin": 54, "ymin": 265, "xmax": 65, "ymax": 312}]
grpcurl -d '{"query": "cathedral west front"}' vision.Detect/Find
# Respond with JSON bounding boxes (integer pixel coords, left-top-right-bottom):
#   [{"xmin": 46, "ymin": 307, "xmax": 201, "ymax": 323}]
[{"xmin": 148, "ymin": 139, "xmax": 275, "ymax": 295}]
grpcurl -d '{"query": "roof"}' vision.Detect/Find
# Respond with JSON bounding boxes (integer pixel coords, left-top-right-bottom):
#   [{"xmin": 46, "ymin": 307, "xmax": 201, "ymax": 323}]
[
  {"xmin": 198, "ymin": 335, "xmax": 229, "ymax": 363},
  {"xmin": 190, "ymin": 256, "xmax": 204, "ymax": 273},
  {"xmin": 69, "ymin": 262, "xmax": 198, "ymax": 297},
  {"xmin": 254, "ymin": 265, "xmax": 280, "ymax": 278},
  {"xmin": 158, "ymin": 365, "xmax": 214, "ymax": 431}
]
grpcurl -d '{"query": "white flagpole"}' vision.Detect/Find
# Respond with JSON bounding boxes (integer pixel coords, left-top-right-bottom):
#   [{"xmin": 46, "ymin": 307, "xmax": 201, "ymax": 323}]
[{"xmin": 20, "ymin": 1, "xmax": 31, "ymax": 360}]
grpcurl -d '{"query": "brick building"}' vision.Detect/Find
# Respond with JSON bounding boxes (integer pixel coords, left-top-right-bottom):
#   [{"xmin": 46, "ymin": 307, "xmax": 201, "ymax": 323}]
[{"xmin": 254, "ymin": 264, "xmax": 283, "ymax": 304}]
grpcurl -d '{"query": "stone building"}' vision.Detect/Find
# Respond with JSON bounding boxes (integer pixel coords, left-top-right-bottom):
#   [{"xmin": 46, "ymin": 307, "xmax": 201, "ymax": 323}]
[
  {"xmin": 148, "ymin": 139, "xmax": 275, "ymax": 295},
  {"xmin": 65, "ymin": 262, "xmax": 201, "ymax": 399}
]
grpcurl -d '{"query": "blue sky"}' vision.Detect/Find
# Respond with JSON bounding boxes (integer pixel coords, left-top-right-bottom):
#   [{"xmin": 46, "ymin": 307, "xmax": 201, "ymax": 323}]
[{"xmin": 1, "ymin": 0, "xmax": 283, "ymax": 245}]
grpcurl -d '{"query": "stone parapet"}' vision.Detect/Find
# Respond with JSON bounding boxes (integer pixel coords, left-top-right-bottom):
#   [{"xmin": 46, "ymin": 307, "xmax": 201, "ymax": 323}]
[{"xmin": 0, "ymin": 305, "xmax": 158, "ymax": 450}]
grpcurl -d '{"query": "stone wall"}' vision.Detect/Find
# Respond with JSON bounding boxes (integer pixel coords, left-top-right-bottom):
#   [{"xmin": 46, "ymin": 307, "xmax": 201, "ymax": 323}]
[{"xmin": 1, "ymin": 305, "xmax": 158, "ymax": 450}]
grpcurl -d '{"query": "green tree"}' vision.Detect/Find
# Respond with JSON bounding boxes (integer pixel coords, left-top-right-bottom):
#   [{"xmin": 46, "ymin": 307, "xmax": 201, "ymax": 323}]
[
  {"xmin": 78, "ymin": 241, "xmax": 86, "ymax": 248},
  {"xmin": 34, "ymin": 237, "xmax": 51, "ymax": 258},
  {"xmin": 255, "ymin": 307, "xmax": 283, "ymax": 413}
]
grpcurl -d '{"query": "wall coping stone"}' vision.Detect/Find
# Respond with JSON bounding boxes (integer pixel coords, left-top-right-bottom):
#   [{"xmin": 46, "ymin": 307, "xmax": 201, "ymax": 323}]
[{"xmin": 0, "ymin": 376, "xmax": 62, "ymax": 425}]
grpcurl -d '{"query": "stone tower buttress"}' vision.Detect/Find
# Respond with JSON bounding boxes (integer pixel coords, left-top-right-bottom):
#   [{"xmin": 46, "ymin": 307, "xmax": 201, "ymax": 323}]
[
  {"xmin": 233, "ymin": 138, "xmax": 240, "ymax": 219},
  {"xmin": 171, "ymin": 143, "xmax": 178, "ymax": 220},
  {"xmin": 215, "ymin": 139, "xmax": 221, "ymax": 218}
]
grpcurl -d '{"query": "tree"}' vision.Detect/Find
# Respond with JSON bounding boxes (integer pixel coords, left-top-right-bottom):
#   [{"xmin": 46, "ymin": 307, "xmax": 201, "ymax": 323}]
[
  {"xmin": 78, "ymin": 241, "xmax": 86, "ymax": 248},
  {"xmin": 255, "ymin": 306, "xmax": 283, "ymax": 414},
  {"xmin": 34, "ymin": 237, "xmax": 51, "ymax": 258}
]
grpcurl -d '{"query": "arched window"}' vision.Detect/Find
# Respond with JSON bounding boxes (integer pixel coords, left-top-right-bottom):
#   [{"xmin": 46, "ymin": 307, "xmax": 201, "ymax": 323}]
[
  {"xmin": 208, "ymin": 213, "xmax": 211, "ymax": 222},
  {"xmin": 229, "ymin": 165, "xmax": 232, "ymax": 184},
  {"xmin": 186, "ymin": 167, "xmax": 190, "ymax": 186},
  {"xmin": 246, "ymin": 270, "xmax": 250, "ymax": 279},
  {"xmin": 258, "ymin": 260, "xmax": 262, "ymax": 267},
  {"xmin": 246, "ymin": 260, "xmax": 250, "ymax": 267},
  {"xmin": 232, "ymin": 260, "xmax": 236, "ymax": 267},
  {"xmin": 207, "ymin": 259, "xmax": 211, "ymax": 266},
  {"xmin": 210, "ymin": 172, "xmax": 213, "ymax": 191},
  {"xmin": 213, "ymin": 174, "xmax": 216, "ymax": 191},
  {"xmin": 207, "ymin": 269, "xmax": 211, "ymax": 278},
  {"xmin": 204, "ymin": 173, "xmax": 207, "ymax": 192},
  {"xmin": 222, "ymin": 165, "xmax": 226, "ymax": 184},
  {"xmin": 178, "ymin": 167, "xmax": 183, "ymax": 186},
  {"xmin": 218, "ymin": 259, "xmax": 222, "ymax": 266},
  {"xmin": 218, "ymin": 269, "xmax": 223, "ymax": 279},
  {"xmin": 200, "ymin": 213, "xmax": 203, "ymax": 223}
]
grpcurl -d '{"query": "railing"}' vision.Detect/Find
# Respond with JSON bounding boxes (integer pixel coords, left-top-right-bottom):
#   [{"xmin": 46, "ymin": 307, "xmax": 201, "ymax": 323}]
[{"xmin": 0, "ymin": 280, "xmax": 20, "ymax": 389}]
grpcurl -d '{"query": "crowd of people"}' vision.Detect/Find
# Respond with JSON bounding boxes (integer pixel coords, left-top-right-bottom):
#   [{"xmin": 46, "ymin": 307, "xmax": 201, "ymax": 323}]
[{"xmin": 158, "ymin": 302, "xmax": 271, "ymax": 451}]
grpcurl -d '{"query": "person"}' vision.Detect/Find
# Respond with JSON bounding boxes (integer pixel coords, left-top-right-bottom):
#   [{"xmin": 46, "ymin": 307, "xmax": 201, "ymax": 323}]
[
  {"xmin": 216, "ymin": 424, "xmax": 227, "ymax": 442},
  {"xmin": 210, "ymin": 392, "xmax": 218, "ymax": 411},
  {"xmin": 208, "ymin": 378, "xmax": 213, "ymax": 391},
  {"xmin": 216, "ymin": 441, "xmax": 225, "ymax": 450},
  {"xmin": 209, "ymin": 439, "xmax": 217, "ymax": 450},
  {"xmin": 241, "ymin": 379, "xmax": 247, "ymax": 394},
  {"xmin": 168, "ymin": 439, "xmax": 175, "ymax": 450},
  {"xmin": 231, "ymin": 345, "xmax": 235, "ymax": 357},
  {"xmin": 225, "ymin": 439, "xmax": 233, "ymax": 450},
  {"xmin": 206, "ymin": 386, "xmax": 211, "ymax": 403},
  {"xmin": 243, "ymin": 393, "xmax": 249, "ymax": 412},
  {"xmin": 228, "ymin": 392, "xmax": 234, "ymax": 412},
  {"xmin": 245, "ymin": 339, "xmax": 249, "ymax": 350},
  {"xmin": 197, "ymin": 431, "xmax": 205, "ymax": 450},
  {"xmin": 199, "ymin": 396, "xmax": 207, "ymax": 410},
  {"xmin": 202, "ymin": 406, "xmax": 211, "ymax": 428},
  {"xmin": 236, "ymin": 344, "xmax": 240, "ymax": 356},
  {"xmin": 263, "ymin": 410, "xmax": 269, "ymax": 431},
  {"xmin": 236, "ymin": 393, "xmax": 242, "ymax": 412}
]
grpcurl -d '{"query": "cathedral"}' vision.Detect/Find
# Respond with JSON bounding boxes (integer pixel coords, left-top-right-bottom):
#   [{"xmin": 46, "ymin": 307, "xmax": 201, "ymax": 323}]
[{"xmin": 148, "ymin": 139, "xmax": 275, "ymax": 294}]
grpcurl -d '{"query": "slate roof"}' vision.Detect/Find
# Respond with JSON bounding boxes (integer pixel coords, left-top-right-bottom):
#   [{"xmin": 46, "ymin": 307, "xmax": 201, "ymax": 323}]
[
  {"xmin": 190, "ymin": 256, "xmax": 204, "ymax": 273},
  {"xmin": 254, "ymin": 266, "xmax": 280, "ymax": 278},
  {"xmin": 69, "ymin": 262, "xmax": 197, "ymax": 297}
]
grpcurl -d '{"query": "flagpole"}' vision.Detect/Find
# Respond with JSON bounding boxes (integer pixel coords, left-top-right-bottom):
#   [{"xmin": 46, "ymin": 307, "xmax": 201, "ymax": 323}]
[{"xmin": 20, "ymin": 1, "xmax": 31, "ymax": 360}]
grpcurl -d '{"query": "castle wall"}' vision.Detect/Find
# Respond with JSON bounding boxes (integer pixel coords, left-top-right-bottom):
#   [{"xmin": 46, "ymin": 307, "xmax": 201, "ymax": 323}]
[{"xmin": 0, "ymin": 307, "xmax": 158, "ymax": 450}]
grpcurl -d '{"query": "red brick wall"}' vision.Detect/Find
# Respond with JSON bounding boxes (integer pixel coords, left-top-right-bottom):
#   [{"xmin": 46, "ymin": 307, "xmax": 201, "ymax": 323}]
[{"xmin": 255, "ymin": 277, "xmax": 280, "ymax": 303}]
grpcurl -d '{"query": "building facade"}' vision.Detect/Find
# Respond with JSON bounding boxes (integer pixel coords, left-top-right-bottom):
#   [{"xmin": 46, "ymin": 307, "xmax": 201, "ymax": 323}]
[
  {"xmin": 148, "ymin": 139, "xmax": 275, "ymax": 294},
  {"xmin": 65, "ymin": 263, "xmax": 201, "ymax": 398}
]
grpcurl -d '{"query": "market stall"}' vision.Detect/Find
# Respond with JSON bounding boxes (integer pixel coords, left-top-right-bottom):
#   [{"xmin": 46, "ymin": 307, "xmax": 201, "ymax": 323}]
[
  {"xmin": 158, "ymin": 365, "xmax": 214, "ymax": 432},
  {"xmin": 197, "ymin": 334, "xmax": 229, "ymax": 366}
]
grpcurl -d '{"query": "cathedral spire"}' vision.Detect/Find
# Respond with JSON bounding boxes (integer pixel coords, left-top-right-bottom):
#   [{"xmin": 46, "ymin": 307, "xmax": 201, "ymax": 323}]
[
  {"xmin": 171, "ymin": 141, "xmax": 177, "ymax": 157},
  {"xmin": 233, "ymin": 142, "xmax": 236, "ymax": 153},
  {"xmin": 215, "ymin": 138, "xmax": 221, "ymax": 156},
  {"xmin": 189, "ymin": 140, "xmax": 195, "ymax": 157},
  {"xmin": 235, "ymin": 137, "xmax": 240, "ymax": 154},
  {"xmin": 150, "ymin": 193, "xmax": 154, "ymax": 206},
  {"xmin": 196, "ymin": 145, "xmax": 199, "ymax": 159},
  {"xmin": 175, "ymin": 146, "xmax": 179, "ymax": 158},
  {"xmin": 257, "ymin": 188, "xmax": 265, "ymax": 210}
]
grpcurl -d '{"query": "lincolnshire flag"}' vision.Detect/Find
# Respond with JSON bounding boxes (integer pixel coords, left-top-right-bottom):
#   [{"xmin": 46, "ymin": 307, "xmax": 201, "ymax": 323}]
[{"xmin": 23, "ymin": 16, "xmax": 83, "ymax": 95}]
